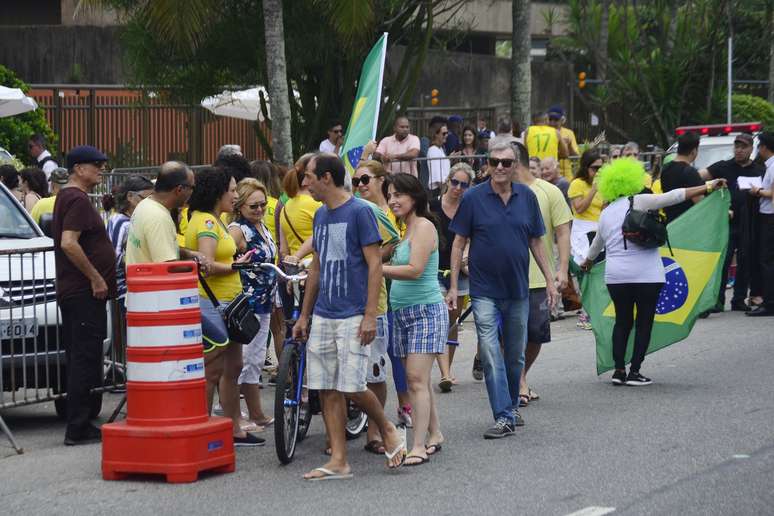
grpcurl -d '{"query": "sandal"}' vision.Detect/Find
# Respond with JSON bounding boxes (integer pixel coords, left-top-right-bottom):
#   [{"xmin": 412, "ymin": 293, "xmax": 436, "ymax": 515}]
[
  {"xmin": 364, "ymin": 440, "xmax": 385, "ymax": 455},
  {"xmin": 404, "ymin": 454, "xmax": 429, "ymax": 466},
  {"xmin": 518, "ymin": 394, "xmax": 529, "ymax": 407},
  {"xmin": 384, "ymin": 428, "xmax": 407, "ymax": 469},
  {"xmin": 439, "ymin": 377, "xmax": 453, "ymax": 393},
  {"xmin": 303, "ymin": 467, "xmax": 353, "ymax": 481},
  {"xmin": 528, "ymin": 388, "xmax": 540, "ymax": 401},
  {"xmin": 425, "ymin": 443, "xmax": 443, "ymax": 456}
]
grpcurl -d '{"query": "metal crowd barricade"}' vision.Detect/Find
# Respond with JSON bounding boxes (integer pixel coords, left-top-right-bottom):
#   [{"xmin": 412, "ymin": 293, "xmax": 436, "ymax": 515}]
[{"xmin": 0, "ymin": 245, "xmax": 127, "ymax": 454}]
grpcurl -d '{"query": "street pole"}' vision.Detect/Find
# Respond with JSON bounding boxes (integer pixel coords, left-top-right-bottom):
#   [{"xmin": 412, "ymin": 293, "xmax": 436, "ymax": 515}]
[{"xmin": 727, "ymin": 35, "xmax": 733, "ymax": 124}]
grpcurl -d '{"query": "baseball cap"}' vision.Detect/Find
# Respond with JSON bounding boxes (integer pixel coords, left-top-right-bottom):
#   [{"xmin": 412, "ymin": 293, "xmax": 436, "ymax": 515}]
[
  {"xmin": 547, "ymin": 105, "xmax": 565, "ymax": 119},
  {"xmin": 734, "ymin": 133, "xmax": 753, "ymax": 146},
  {"xmin": 66, "ymin": 145, "xmax": 108, "ymax": 170},
  {"xmin": 49, "ymin": 167, "xmax": 69, "ymax": 185},
  {"xmin": 448, "ymin": 115, "xmax": 464, "ymax": 123}
]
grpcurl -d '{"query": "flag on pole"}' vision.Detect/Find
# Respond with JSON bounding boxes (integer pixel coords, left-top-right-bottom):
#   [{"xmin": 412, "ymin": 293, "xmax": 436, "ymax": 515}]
[
  {"xmin": 577, "ymin": 191, "xmax": 730, "ymax": 375},
  {"xmin": 340, "ymin": 33, "xmax": 388, "ymax": 176}
]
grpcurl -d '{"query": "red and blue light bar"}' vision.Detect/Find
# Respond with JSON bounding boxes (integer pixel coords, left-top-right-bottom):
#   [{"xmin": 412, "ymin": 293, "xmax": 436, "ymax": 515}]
[{"xmin": 675, "ymin": 122, "xmax": 762, "ymax": 136}]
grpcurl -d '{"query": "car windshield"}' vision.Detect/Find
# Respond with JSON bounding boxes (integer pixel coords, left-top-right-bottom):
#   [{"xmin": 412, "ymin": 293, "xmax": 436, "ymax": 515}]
[
  {"xmin": 0, "ymin": 187, "xmax": 38, "ymax": 239},
  {"xmin": 694, "ymin": 144, "xmax": 734, "ymax": 170}
]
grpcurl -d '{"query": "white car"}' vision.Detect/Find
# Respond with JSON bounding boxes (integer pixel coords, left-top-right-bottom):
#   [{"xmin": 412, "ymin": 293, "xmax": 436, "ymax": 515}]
[
  {"xmin": 0, "ymin": 182, "xmax": 107, "ymax": 418},
  {"xmin": 0, "ymin": 146, "xmax": 13, "ymax": 163},
  {"xmin": 666, "ymin": 122, "xmax": 762, "ymax": 169}
]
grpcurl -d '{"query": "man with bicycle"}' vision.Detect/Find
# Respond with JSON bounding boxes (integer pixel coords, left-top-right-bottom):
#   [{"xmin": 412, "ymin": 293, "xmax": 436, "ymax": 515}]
[{"xmin": 293, "ymin": 154, "xmax": 406, "ymax": 480}]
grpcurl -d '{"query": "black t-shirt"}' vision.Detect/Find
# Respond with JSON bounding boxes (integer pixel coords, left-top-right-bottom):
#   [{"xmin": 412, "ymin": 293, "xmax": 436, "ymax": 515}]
[
  {"xmin": 660, "ymin": 161, "xmax": 705, "ymax": 222},
  {"xmin": 53, "ymin": 187, "xmax": 117, "ymax": 301},
  {"xmin": 429, "ymin": 198, "xmax": 455, "ymax": 270},
  {"xmin": 707, "ymin": 158, "xmax": 764, "ymax": 219}
]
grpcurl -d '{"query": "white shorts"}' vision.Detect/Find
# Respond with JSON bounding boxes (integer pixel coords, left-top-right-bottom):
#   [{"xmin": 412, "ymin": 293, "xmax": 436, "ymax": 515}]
[
  {"xmin": 366, "ymin": 315, "xmax": 389, "ymax": 384},
  {"xmin": 307, "ymin": 315, "xmax": 369, "ymax": 393},
  {"xmin": 238, "ymin": 313, "xmax": 271, "ymax": 385}
]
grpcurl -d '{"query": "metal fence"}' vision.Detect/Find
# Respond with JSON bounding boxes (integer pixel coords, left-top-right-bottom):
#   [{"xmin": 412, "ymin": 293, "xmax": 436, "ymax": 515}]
[{"xmin": 0, "ymin": 246, "xmax": 126, "ymax": 454}]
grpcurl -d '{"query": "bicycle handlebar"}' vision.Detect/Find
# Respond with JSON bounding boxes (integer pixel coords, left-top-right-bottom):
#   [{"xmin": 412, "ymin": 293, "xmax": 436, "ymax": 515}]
[{"xmin": 231, "ymin": 261, "xmax": 308, "ymax": 283}]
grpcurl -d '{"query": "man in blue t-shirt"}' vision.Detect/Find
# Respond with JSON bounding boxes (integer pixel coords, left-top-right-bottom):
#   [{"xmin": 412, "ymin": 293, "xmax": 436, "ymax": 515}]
[
  {"xmin": 446, "ymin": 141, "xmax": 559, "ymax": 439},
  {"xmin": 293, "ymin": 154, "xmax": 406, "ymax": 480}
]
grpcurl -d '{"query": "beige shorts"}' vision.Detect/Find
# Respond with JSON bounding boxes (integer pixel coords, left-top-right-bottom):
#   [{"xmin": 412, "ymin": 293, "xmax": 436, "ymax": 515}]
[{"xmin": 307, "ymin": 314, "xmax": 369, "ymax": 393}]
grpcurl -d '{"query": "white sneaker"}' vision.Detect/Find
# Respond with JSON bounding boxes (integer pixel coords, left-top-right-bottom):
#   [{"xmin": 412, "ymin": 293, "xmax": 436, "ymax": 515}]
[{"xmin": 397, "ymin": 405, "xmax": 413, "ymax": 428}]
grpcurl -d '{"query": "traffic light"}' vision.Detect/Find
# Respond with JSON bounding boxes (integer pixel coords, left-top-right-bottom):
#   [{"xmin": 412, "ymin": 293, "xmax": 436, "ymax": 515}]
[
  {"xmin": 431, "ymin": 88, "xmax": 439, "ymax": 106},
  {"xmin": 577, "ymin": 72, "xmax": 587, "ymax": 89}
]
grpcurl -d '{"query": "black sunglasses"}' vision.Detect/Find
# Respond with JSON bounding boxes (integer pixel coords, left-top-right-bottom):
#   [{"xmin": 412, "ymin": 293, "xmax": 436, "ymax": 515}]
[
  {"xmin": 487, "ymin": 158, "xmax": 514, "ymax": 168},
  {"xmin": 352, "ymin": 175, "xmax": 374, "ymax": 187},
  {"xmin": 450, "ymin": 178, "xmax": 470, "ymax": 189},
  {"xmin": 247, "ymin": 201, "xmax": 268, "ymax": 210}
]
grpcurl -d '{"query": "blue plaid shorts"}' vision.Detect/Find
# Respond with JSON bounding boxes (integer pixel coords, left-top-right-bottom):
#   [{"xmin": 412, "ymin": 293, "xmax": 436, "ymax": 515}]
[{"xmin": 392, "ymin": 302, "xmax": 449, "ymax": 357}]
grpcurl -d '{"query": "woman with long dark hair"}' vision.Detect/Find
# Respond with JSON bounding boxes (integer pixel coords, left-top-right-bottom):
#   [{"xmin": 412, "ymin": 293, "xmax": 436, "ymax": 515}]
[
  {"xmin": 382, "ymin": 173, "xmax": 447, "ymax": 466},
  {"xmin": 20, "ymin": 167, "xmax": 48, "ymax": 212},
  {"xmin": 185, "ymin": 166, "xmax": 261, "ymax": 446},
  {"xmin": 0, "ymin": 165, "xmax": 24, "ymax": 203},
  {"xmin": 451, "ymin": 126, "xmax": 483, "ymax": 172}
]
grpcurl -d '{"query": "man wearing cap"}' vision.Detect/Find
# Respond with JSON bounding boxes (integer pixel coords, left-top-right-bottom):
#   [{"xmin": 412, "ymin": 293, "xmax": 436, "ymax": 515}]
[
  {"xmin": 373, "ymin": 116, "xmax": 421, "ymax": 176},
  {"xmin": 30, "ymin": 167, "xmax": 68, "ymax": 226},
  {"xmin": 701, "ymin": 132, "xmax": 765, "ymax": 312},
  {"xmin": 53, "ymin": 145, "xmax": 117, "ymax": 445},
  {"xmin": 546, "ymin": 106, "xmax": 579, "ymax": 181}
]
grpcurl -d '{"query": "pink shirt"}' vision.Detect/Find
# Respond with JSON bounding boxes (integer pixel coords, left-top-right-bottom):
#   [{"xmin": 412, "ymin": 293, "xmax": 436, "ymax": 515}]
[{"xmin": 376, "ymin": 134, "xmax": 420, "ymax": 176}]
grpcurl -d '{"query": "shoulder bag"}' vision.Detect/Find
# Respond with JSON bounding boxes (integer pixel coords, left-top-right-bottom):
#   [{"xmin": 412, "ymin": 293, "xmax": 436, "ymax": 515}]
[{"xmin": 197, "ymin": 268, "xmax": 260, "ymax": 344}]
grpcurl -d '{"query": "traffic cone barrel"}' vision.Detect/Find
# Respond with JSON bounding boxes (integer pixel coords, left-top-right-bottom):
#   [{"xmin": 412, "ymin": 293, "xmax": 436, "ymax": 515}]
[{"xmin": 102, "ymin": 261, "xmax": 235, "ymax": 483}]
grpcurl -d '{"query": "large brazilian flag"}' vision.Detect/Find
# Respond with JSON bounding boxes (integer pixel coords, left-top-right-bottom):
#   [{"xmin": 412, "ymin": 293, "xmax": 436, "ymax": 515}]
[
  {"xmin": 341, "ymin": 33, "xmax": 388, "ymax": 176},
  {"xmin": 578, "ymin": 191, "xmax": 730, "ymax": 374}
]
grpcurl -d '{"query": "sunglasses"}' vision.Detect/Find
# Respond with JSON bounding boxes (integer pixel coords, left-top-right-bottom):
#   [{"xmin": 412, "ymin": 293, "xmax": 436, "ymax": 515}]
[
  {"xmin": 352, "ymin": 175, "xmax": 375, "ymax": 187},
  {"xmin": 441, "ymin": 132, "xmax": 449, "ymax": 136},
  {"xmin": 487, "ymin": 158, "xmax": 514, "ymax": 168},
  {"xmin": 247, "ymin": 201, "xmax": 268, "ymax": 210},
  {"xmin": 450, "ymin": 178, "xmax": 470, "ymax": 189}
]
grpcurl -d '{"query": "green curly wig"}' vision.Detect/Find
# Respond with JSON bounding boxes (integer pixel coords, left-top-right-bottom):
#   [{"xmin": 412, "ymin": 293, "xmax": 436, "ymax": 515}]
[{"xmin": 596, "ymin": 157, "xmax": 647, "ymax": 202}]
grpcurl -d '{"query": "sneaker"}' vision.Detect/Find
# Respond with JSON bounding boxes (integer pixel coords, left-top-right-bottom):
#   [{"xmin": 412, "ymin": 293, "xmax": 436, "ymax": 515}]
[
  {"xmin": 625, "ymin": 371, "xmax": 653, "ymax": 386},
  {"xmin": 397, "ymin": 405, "xmax": 413, "ymax": 428},
  {"xmin": 483, "ymin": 418, "xmax": 515, "ymax": 439},
  {"xmin": 576, "ymin": 312, "xmax": 592, "ymax": 330},
  {"xmin": 611, "ymin": 370, "xmax": 627, "ymax": 385},
  {"xmin": 234, "ymin": 433, "xmax": 266, "ymax": 447},
  {"xmin": 511, "ymin": 409, "xmax": 525, "ymax": 427},
  {"xmin": 64, "ymin": 424, "xmax": 101, "ymax": 446},
  {"xmin": 472, "ymin": 355, "xmax": 484, "ymax": 381}
]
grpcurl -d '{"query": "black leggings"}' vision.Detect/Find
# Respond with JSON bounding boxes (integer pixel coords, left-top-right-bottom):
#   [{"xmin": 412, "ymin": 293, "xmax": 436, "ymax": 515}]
[{"xmin": 606, "ymin": 282, "xmax": 664, "ymax": 372}]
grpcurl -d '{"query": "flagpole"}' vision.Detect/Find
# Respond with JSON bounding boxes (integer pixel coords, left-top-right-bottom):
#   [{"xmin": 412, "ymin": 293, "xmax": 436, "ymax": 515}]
[{"xmin": 371, "ymin": 32, "xmax": 389, "ymax": 140}]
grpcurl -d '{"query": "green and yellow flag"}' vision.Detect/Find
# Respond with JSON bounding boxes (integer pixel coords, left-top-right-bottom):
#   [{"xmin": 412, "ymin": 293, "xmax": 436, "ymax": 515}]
[
  {"xmin": 578, "ymin": 191, "xmax": 730, "ymax": 374},
  {"xmin": 341, "ymin": 33, "xmax": 388, "ymax": 176}
]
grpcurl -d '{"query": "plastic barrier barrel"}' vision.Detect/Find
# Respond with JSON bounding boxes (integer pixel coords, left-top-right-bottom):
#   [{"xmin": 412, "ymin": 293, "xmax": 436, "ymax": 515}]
[{"xmin": 102, "ymin": 261, "xmax": 235, "ymax": 483}]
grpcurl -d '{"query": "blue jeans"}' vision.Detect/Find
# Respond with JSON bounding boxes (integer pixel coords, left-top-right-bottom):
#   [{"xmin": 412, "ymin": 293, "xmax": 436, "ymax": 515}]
[{"xmin": 471, "ymin": 296, "xmax": 529, "ymax": 423}]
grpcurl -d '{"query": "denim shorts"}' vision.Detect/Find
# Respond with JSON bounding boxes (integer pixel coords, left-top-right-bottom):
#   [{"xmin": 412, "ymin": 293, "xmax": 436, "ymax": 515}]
[{"xmin": 200, "ymin": 297, "xmax": 229, "ymax": 353}]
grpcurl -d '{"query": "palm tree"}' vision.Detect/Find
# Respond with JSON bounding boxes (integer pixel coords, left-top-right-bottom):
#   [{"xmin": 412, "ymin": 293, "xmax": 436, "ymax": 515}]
[
  {"xmin": 511, "ymin": 0, "xmax": 531, "ymax": 132},
  {"xmin": 262, "ymin": 0, "xmax": 293, "ymax": 166}
]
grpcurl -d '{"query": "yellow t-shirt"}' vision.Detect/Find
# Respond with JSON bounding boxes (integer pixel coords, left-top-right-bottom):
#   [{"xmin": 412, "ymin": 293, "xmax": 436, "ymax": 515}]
[
  {"xmin": 651, "ymin": 177, "xmax": 662, "ymax": 193},
  {"xmin": 558, "ymin": 127, "xmax": 579, "ymax": 180},
  {"xmin": 526, "ymin": 125, "xmax": 559, "ymax": 160},
  {"xmin": 177, "ymin": 206, "xmax": 189, "ymax": 247},
  {"xmin": 264, "ymin": 196, "xmax": 279, "ymax": 244},
  {"xmin": 280, "ymin": 194, "xmax": 321, "ymax": 256},
  {"xmin": 185, "ymin": 210, "xmax": 242, "ymax": 301},
  {"xmin": 368, "ymin": 202, "xmax": 400, "ymax": 315},
  {"xmin": 567, "ymin": 178, "xmax": 604, "ymax": 222},
  {"xmin": 126, "ymin": 198, "xmax": 179, "ymax": 264},
  {"xmin": 30, "ymin": 195, "xmax": 56, "ymax": 225},
  {"xmin": 528, "ymin": 179, "xmax": 573, "ymax": 289}
]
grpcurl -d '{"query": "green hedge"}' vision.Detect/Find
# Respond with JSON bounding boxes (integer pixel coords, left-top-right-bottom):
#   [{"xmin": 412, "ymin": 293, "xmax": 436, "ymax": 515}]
[{"xmin": 732, "ymin": 94, "xmax": 774, "ymax": 130}]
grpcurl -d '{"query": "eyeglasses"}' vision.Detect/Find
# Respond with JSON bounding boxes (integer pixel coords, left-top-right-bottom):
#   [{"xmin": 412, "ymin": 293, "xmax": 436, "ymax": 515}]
[
  {"xmin": 441, "ymin": 132, "xmax": 449, "ymax": 136},
  {"xmin": 450, "ymin": 178, "xmax": 470, "ymax": 189},
  {"xmin": 247, "ymin": 201, "xmax": 268, "ymax": 210},
  {"xmin": 352, "ymin": 175, "xmax": 374, "ymax": 187},
  {"xmin": 487, "ymin": 158, "xmax": 514, "ymax": 168}
]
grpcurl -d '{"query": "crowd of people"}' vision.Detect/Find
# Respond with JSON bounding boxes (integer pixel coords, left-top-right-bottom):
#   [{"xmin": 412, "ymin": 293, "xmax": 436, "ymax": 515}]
[{"xmin": 20, "ymin": 109, "xmax": 772, "ymax": 481}]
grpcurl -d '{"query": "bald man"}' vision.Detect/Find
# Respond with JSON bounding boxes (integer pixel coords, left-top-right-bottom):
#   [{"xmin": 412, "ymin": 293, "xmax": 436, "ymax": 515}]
[{"xmin": 540, "ymin": 157, "xmax": 570, "ymax": 204}]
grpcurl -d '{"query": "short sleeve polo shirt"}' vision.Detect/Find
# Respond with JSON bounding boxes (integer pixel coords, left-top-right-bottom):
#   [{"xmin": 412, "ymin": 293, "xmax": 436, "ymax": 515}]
[{"xmin": 449, "ymin": 180, "xmax": 545, "ymax": 300}]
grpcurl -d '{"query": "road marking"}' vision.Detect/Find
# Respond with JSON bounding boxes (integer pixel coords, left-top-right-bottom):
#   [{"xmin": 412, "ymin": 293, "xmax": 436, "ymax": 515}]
[
  {"xmin": 565, "ymin": 507, "xmax": 616, "ymax": 516},
  {"xmin": 732, "ymin": 454, "xmax": 750, "ymax": 459}
]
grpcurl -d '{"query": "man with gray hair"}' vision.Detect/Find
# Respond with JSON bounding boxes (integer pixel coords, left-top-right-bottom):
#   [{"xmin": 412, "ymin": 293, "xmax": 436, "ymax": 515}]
[
  {"xmin": 488, "ymin": 116, "xmax": 521, "ymax": 150},
  {"xmin": 540, "ymin": 156, "xmax": 570, "ymax": 203},
  {"xmin": 622, "ymin": 141, "xmax": 640, "ymax": 159},
  {"xmin": 217, "ymin": 144, "xmax": 243, "ymax": 160},
  {"xmin": 446, "ymin": 141, "xmax": 558, "ymax": 439}
]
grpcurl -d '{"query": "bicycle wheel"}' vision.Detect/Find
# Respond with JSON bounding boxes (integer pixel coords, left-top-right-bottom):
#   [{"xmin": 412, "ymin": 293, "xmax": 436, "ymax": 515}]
[
  {"xmin": 296, "ymin": 390, "xmax": 314, "ymax": 442},
  {"xmin": 274, "ymin": 341, "xmax": 302, "ymax": 464}
]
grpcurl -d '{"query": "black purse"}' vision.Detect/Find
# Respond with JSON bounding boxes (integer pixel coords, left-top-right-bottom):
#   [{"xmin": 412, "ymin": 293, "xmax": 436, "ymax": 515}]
[
  {"xmin": 621, "ymin": 196, "xmax": 673, "ymax": 255},
  {"xmin": 197, "ymin": 269, "xmax": 260, "ymax": 344}
]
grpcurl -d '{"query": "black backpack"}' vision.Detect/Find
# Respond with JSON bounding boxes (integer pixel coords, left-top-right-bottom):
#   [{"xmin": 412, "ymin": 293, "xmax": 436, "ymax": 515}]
[{"xmin": 621, "ymin": 196, "xmax": 673, "ymax": 255}]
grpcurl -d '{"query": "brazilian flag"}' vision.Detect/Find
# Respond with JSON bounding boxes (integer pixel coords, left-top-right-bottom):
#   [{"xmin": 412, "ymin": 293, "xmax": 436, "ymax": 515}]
[
  {"xmin": 340, "ymin": 33, "xmax": 388, "ymax": 176},
  {"xmin": 577, "ymin": 191, "xmax": 730, "ymax": 374}
]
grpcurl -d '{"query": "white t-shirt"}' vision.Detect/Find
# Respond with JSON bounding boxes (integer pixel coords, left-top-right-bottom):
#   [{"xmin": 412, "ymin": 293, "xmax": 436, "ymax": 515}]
[
  {"xmin": 761, "ymin": 156, "xmax": 774, "ymax": 215},
  {"xmin": 427, "ymin": 145, "xmax": 450, "ymax": 190},
  {"xmin": 319, "ymin": 139, "xmax": 337, "ymax": 154},
  {"xmin": 586, "ymin": 189, "xmax": 686, "ymax": 284},
  {"xmin": 37, "ymin": 150, "xmax": 58, "ymax": 180}
]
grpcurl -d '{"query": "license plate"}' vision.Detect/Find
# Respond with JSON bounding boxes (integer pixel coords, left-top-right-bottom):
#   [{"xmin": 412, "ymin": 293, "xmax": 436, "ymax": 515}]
[{"xmin": 0, "ymin": 318, "xmax": 38, "ymax": 339}]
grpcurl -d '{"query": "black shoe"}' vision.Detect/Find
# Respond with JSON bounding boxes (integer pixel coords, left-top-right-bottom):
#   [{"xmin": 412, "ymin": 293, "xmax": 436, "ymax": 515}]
[
  {"xmin": 611, "ymin": 370, "xmax": 627, "ymax": 385},
  {"xmin": 746, "ymin": 306, "xmax": 774, "ymax": 317},
  {"xmin": 711, "ymin": 305, "xmax": 724, "ymax": 313},
  {"xmin": 64, "ymin": 424, "xmax": 102, "ymax": 446},
  {"xmin": 625, "ymin": 371, "xmax": 653, "ymax": 386},
  {"xmin": 472, "ymin": 356, "xmax": 484, "ymax": 381},
  {"xmin": 234, "ymin": 433, "xmax": 266, "ymax": 447},
  {"xmin": 698, "ymin": 310, "xmax": 711, "ymax": 319},
  {"xmin": 511, "ymin": 409, "xmax": 525, "ymax": 427},
  {"xmin": 730, "ymin": 301, "xmax": 750, "ymax": 312},
  {"xmin": 483, "ymin": 418, "xmax": 515, "ymax": 439}
]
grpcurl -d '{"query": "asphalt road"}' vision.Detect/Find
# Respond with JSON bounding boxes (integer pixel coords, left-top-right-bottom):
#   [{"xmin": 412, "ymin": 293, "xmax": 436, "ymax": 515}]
[{"xmin": 1, "ymin": 308, "xmax": 773, "ymax": 516}]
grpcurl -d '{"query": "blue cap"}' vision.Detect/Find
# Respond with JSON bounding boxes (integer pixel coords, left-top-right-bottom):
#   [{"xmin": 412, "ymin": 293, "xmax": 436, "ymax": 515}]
[
  {"xmin": 478, "ymin": 130, "xmax": 491, "ymax": 139},
  {"xmin": 547, "ymin": 105, "xmax": 565, "ymax": 118},
  {"xmin": 448, "ymin": 115, "xmax": 464, "ymax": 123},
  {"xmin": 66, "ymin": 145, "xmax": 108, "ymax": 170}
]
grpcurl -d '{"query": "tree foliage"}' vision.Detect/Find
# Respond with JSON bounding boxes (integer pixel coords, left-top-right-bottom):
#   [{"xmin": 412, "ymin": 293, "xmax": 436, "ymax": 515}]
[
  {"xmin": 732, "ymin": 94, "xmax": 774, "ymax": 129},
  {"xmin": 0, "ymin": 65, "xmax": 58, "ymax": 165}
]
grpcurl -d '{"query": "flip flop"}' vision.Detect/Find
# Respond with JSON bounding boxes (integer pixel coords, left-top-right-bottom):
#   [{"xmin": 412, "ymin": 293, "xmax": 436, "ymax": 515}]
[
  {"xmin": 404, "ymin": 454, "xmax": 429, "ymax": 467},
  {"xmin": 384, "ymin": 426, "xmax": 407, "ymax": 469},
  {"xmin": 528, "ymin": 388, "xmax": 540, "ymax": 401},
  {"xmin": 425, "ymin": 443, "xmax": 443, "ymax": 456},
  {"xmin": 364, "ymin": 440, "xmax": 385, "ymax": 455},
  {"xmin": 518, "ymin": 394, "xmax": 529, "ymax": 407},
  {"xmin": 303, "ymin": 467, "xmax": 353, "ymax": 481}
]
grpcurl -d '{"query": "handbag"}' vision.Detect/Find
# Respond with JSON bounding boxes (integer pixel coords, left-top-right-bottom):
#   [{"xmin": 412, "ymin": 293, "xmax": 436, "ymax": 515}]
[
  {"xmin": 197, "ymin": 268, "xmax": 260, "ymax": 344},
  {"xmin": 621, "ymin": 196, "xmax": 673, "ymax": 255}
]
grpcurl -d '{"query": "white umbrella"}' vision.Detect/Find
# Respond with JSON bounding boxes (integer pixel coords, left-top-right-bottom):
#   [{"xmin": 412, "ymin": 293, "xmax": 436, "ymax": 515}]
[
  {"xmin": 201, "ymin": 87, "xmax": 271, "ymax": 122},
  {"xmin": 0, "ymin": 86, "xmax": 38, "ymax": 117}
]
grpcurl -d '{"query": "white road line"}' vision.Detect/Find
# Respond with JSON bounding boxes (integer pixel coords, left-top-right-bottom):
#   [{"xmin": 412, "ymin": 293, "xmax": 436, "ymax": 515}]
[
  {"xmin": 732, "ymin": 454, "xmax": 750, "ymax": 459},
  {"xmin": 565, "ymin": 506, "xmax": 616, "ymax": 516}
]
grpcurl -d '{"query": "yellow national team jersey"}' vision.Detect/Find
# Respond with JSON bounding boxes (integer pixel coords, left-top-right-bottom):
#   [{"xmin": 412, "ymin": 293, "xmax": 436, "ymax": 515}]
[
  {"xmin": 264, "ymin": 196, "xmax": 279, "ymax": 244},
  {"xmin": 185, "ymin": 210, "xmax": 242, "ymax": 301},
  {"xmin": 526, "ymin": 125, "xmax": 559, "ymax": 160},
  {"xmin": 558, "ymin": 127, "xmax": 579, "ymax": 180}
]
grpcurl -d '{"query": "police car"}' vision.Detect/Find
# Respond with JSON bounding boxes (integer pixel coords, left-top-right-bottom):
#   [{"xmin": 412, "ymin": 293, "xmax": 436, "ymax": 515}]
[{"xmin": 665, "ymin": 122, "xmax": 762, "ymax": 169}]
